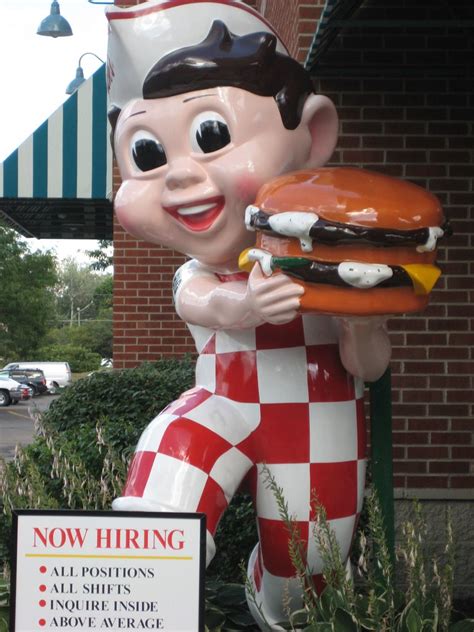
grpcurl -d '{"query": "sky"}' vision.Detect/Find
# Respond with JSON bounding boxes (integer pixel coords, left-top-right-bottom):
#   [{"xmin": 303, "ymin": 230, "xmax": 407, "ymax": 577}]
[{"xmin": 0, "ymin": 0, "xmax": 110, "ymax": 263}]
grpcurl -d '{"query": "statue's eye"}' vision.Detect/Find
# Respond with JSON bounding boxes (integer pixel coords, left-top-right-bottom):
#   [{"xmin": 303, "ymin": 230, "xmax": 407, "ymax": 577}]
[
  {"xmin": 130, "ymin": 131, "xmax": 167, "ymax": 172},
  {"xmin": 190, "ymin": 112, "xmax": 231, "ymax": 154}
]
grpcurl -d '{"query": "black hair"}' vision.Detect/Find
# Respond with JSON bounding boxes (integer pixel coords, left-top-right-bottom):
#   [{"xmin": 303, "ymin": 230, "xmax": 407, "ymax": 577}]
[{"xmin": 142, "ymin": 20, "xmax": 313, "ymax": 130}]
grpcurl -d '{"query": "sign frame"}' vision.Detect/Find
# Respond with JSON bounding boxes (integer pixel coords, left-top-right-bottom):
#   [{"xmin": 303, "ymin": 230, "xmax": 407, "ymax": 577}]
[{"xmin": 10, "ymin": 509, "xmax": 206, "ymax": 632}]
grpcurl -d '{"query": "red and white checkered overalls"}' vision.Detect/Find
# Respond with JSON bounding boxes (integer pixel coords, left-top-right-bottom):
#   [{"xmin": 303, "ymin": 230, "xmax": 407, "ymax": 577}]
[{"xmin": 114, "ymin": 270, "xmax": 366, "ymax": 628}]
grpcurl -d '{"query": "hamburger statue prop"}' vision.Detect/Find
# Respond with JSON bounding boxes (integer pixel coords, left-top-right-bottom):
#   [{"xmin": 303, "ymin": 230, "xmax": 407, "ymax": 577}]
[{"xmin": 240, "ymin": 167, "xmax": 450, "ymax": 315}]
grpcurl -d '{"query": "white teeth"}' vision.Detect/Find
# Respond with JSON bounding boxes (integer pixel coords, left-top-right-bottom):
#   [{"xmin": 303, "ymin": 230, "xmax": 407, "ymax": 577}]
[{"xmin": 177, "ymin": 203, "xmax": 215, "ymax": 216}]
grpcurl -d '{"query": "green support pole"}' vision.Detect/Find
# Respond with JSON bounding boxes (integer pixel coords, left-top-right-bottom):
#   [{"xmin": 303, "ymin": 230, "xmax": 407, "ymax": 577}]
[{"xmin": 369, "ymin": 367, "xmax": 395, "ymax": 564}]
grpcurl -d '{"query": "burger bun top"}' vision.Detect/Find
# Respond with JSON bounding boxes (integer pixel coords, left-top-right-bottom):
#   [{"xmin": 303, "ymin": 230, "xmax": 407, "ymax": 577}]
[{"xmin": 255, "ymin": 167, "xmax": 443, "ymax": 230}]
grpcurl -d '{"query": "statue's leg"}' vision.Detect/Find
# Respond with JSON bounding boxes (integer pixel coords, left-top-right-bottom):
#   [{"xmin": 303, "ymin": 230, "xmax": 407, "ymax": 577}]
[
  {"xmin": 113, "ymin": 386, "xmax": 255, "ymax": 565},
  {"xmin": 244, "ymin": 396, "xmax": 366, "ymax": 630}
]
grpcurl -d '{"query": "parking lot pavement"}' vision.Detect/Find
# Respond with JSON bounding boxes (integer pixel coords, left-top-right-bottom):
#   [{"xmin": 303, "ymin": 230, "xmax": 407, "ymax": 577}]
[{"xmin": 0, "ymin": 395, "xmax": 59, "ymax": 462}]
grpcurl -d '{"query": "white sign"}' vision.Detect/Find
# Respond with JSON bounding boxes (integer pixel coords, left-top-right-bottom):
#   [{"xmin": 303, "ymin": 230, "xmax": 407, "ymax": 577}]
[{"xmin": 11, "ymin": 511, "xmax": 205, "ymax": 632}]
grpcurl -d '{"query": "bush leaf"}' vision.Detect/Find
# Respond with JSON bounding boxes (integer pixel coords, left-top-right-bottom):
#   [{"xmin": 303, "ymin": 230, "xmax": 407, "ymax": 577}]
[
  {"xmin": 449, "ymin": 621, "xmax": 474, "ymax": 632},
  {"xmin": 216, "ymin": 583, "xmax": 247, "ymax": 606},
  {"xmin": 333, "ymin": 608, "xmax": 358, "ymax": 631},
  {"xmin": 204, "ymin": 607, "xmax": 226, "ymax": 630}
]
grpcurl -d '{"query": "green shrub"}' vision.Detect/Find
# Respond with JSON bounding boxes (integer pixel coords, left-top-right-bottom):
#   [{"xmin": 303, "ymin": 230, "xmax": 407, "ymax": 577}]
[
  {"xmin": 205, "ymin": 580, "xmax": 257, "ymax": 630},
  {"xmin": 42, "ymin": 320, "xmax": 112, "ymax": 361},
  {"xmin": 35, "ymin": 343, "xmax": 101, "ymax": 372},
  {"xmin": 11, "ymin": 358, "xmax": 195, "ymax": 489},
  {"xmin": 210, "ymin": 493, "xmax": 257, "ymax": 583},
  {"xmin": 44, "ymin": 358, "xmax": 194, "ymax": 433},
  {"xmin": 0, "ymin": 577, "xmax": 9, "ymax": 631},
  {"xmin": 0, "ymin": 357, "xmax": 257, "ymax": 582}
]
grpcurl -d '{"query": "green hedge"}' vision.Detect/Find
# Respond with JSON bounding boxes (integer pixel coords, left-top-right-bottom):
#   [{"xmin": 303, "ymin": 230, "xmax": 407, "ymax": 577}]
[
  {"xmin": 1, "ymin": 358, "xmax": 256, "ymax": 582},
  {"xmin": 46, "ymin": 359, "xmax": 193, "ymax": 431}
]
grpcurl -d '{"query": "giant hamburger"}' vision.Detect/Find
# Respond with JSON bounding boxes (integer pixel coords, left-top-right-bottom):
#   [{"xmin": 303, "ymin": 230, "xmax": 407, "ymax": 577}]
[{"xmin": 239, "ymin": 168, "xmax": 450, "ymax": 316}]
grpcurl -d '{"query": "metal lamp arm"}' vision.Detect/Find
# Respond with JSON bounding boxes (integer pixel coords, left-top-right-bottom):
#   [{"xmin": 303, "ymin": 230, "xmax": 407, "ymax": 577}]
[{"xmin": 78, "ymin": 52, "xmax": 105, "ymax": 68}]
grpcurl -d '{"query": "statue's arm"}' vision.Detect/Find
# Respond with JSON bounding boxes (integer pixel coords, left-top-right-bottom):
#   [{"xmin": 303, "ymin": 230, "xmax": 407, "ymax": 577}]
[{"xmin": 174, "ymin": 260, "xmax": 303, "ymax": 330}]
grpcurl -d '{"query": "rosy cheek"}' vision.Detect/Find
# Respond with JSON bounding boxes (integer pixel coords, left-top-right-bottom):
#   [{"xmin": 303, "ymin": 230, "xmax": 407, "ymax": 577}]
[
  {"xmin": 114, "ymin": 197, "xmax": 142, "ymax": 237},
  {"xmin": 115, "ymin": 206, "xmax": 137, "ymax": 236},
  {"xmin": 234, "ymin": 174, "xmax": 262, "ymax": 204},
  {"xmin": 114, "ymin": 182, "xmax": 150, "ymax": 236}
]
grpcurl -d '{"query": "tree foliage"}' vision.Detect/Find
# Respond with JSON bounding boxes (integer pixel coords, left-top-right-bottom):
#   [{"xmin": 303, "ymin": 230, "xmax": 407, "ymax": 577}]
[
  {"xmin": 41, "ymin": 320, "xmax": 112, "ymax": 361},
  {"xmin": 55, "ymin": 259, "xmax": 108, "ymax": 326},
  {"xmin": 93, "ymin": 275, "xmax": 113, "ymax": 312},
  {"xmin": 47, "ymin": 261, "xmax": 113, "ymax": 359},
  {"xmin": 0, "ymin": 223, "xmax": 58, "ymax": 362},
  {"xmin": 36, "ymin": 343, "xmax": 101, "ymax": 373},
  {"xmin": 0, "ymin": 227, "xmax": 113, "ymax": 367},
  {"xmin": 86, "ymin": 239, "xmax": 113, "ymax": 272}
]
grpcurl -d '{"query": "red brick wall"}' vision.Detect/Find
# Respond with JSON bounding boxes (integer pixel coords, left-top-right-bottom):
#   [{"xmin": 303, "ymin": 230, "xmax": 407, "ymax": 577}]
[
  {"xmin": 112, "ymin": 0, "xmax": 473, "ymax": 494},
  {"xmin": 254, "ymin": 1, "xmax": 325, "ymax": 61},
  {"xmin": 255, "ymin": 0, "xmax": 301, "ymax": 56},
  {"xmin": 309, "ymin": 0, "xmax": 474, "ymax": 495}
]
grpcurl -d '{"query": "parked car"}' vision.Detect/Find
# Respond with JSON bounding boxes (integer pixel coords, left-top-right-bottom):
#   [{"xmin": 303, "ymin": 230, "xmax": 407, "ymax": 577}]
[
  {"xmin": 0, "ymin": 368, "xmax": 48, "ymax": 396},
  {"xmin": 3, "ymin": 362, "xmax": 72, "ymax": 393},
  {"xmin": 0, "ymin": 375, "xmax": 25, "ymax": 407},
  {"xmin": 18, "ymin": 384, "xmax": 32, "ymax": 401}
]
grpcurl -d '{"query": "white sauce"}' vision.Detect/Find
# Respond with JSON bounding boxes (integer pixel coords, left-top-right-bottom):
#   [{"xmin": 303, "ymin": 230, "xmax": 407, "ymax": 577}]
[
  {"xmin": 267, "ymin": 212, "xmax": 319, "ymax": 252},
  {"xmin": 245, "ymin": 205, "xmax": 260, "ymax": 231},
  {"xmin": 338, "ymin": 261, "xmax": 393, "ymax": 288},
  {"xmin": 417, "ymin": 226, "xmax": 444, "ymax": 253},
  {"xmin": 246, "ymin": 248, "xmax": 274, "ymax": 276}
]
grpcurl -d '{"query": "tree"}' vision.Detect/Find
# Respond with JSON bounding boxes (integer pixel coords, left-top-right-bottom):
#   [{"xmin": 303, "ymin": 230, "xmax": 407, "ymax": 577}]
[
  {"xmin": 45, "ymin": 262, "xmax": 113, "ymax": 359},
  {"xmin": 55, "ymin": 259, "xmax": 107, "ymax": 326},
  {"xmin": 86, "ymin": 239, "xmax": 113, "ymax": 271},
  {"xmin": 42, "ymin": 319, "xmax": 112, "ymax": 360},
  {"xmin": 0, "ymin": 223, "xmax": 58, "ymax": 361},
  {"xmin": 93, "ymin": 275, "xmax": 113, "ymax": 312},
  {"xmin": 36, "ymin": 343, "xmax": 101, "ymax": 373}
]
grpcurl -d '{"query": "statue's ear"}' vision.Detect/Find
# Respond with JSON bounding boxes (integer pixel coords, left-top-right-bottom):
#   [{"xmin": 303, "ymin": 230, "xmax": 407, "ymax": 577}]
[{"xmin": 301, "ymin": 94, "xmax": 339, "ymax": 167}]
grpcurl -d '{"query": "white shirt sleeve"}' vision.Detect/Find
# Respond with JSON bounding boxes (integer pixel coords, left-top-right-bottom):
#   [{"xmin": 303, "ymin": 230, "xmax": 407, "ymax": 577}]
[{"xmin": 172, "ymin": 259, "xmax": 217, "ymax": 319}]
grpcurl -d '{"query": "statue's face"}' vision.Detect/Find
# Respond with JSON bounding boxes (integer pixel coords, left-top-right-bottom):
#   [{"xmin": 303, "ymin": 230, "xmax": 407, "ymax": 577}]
[{"xmin": 113, "ymin": 86, "xmax": 313, "ymax": 269}]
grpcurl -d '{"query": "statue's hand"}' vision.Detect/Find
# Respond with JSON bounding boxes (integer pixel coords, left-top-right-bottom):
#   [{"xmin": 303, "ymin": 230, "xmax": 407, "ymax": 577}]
[
  {"xmin": 246, "ymin": 263, "xmax": 304, "ymax": 325},
  {"xmin": 336, "ymin": 315, "xmax": 391, "ymax": 382}
]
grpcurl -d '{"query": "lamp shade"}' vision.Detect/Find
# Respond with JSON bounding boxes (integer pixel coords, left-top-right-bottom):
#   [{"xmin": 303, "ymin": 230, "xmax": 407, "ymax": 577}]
[
  {"xmin": 65, "ymin": 67, "xmax": 85, "ymax": 94},
  {"xmin": 65, "ymin": 53, "xmax": 105, "ymax": 94},
  {"xmin": 37, "ymin": 1, "xmax": 73, "ymax": 38}
]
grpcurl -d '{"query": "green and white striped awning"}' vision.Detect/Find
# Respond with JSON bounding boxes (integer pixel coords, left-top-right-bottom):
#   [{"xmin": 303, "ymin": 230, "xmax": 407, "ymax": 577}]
[
  {"xmin": 305, "ymin": 0, "xmax": 364, "ymax": 72},
  {"xmin": 0, "ymin": 64, "xmax": 113, "ymax": 239}
]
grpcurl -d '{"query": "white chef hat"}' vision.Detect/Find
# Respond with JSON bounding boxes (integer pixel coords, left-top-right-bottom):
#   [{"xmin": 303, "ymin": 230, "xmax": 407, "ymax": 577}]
[{"xmin": 106, "ymin": 0, "xmax": 289, "ymax": 110}]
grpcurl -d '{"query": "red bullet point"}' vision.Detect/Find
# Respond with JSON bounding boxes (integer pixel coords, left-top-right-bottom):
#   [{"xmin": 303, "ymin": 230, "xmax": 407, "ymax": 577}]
[
  {"xmin": 39, "ymin": 585, "xmax": 47, "ymax": 592},
  {"xmin": 39, "ymin": 619, "xmax": 46, "ymax": 627},
  {"xmin": 39, "ymin": 566, "xmax": 47, "ymax": 574},
  {"xmin": 39, "ymin": 600, "xmax": 46, "ymax": 607}
]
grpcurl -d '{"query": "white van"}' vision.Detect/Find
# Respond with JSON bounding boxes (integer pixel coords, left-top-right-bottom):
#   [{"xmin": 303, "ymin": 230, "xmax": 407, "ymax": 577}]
[{"xmin": 3, "ymin": 362, "xmax": 72, "ymax": 392}]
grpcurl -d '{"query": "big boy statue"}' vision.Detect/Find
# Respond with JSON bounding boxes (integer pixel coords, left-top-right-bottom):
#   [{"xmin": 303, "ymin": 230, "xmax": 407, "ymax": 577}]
[{"xmin": 107, "ymin": 1, "xmax": 391, "ymax": 628}]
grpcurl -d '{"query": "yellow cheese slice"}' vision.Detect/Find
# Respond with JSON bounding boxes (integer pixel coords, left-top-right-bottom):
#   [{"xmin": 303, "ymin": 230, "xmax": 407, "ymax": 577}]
[
  {"xmin": 401, "ymin": 264, "xmax": 441, "ymax": 295},
  {"xmin": 238, "ymin": 248, "xmax": 254, "ymax": 273}
]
